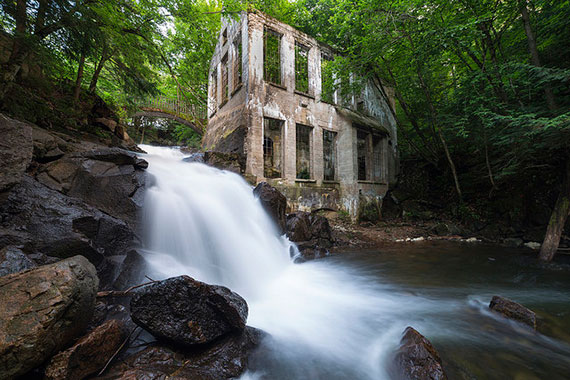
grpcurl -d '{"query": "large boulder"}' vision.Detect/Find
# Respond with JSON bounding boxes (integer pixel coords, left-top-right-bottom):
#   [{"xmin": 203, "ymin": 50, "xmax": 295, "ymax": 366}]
[
  {"xmin": 0, "ymin": 256, "xmax": 99, "ymax": 379},
  {"xmin": 254, "ymin": 182, "xmax": 287, "ymax": 234},
  {"xmin": 30, "ymin": 124, "xmax": 69, "ymax": 163},
  {"xmin": 45, "ymin": 319, "xmax": 128, "ymax": 380},
  {"xmin": 112, "ymin": 249, "xmax": 149, "ymax": 290},
  {"xmin": 286, "ymin": 212, "xmax": 333, "ymax": 261},
  {"xmin": 489, "ymin": 296, "xmax": 537, "ymax": 329},
  {"xmin": 36, "ymin": 147, "xmax": 147, "ymax": 227},
  {"xmin": 394, "ymin": 327, "xmax": 448, "ymax": 380},
  {"xmin": 131, "ymin": 275, "xmax": 248, "ymax": 346},
  {"xmin": 0, "ymin": 113, "xmax": 33, "ymax": 195},
  {"xmin": 0, "ymin": 176, "xmax": 138, "ymax": 270},
  {"xmin": 96, "ymin": 327, "xmax": 264, "ymax": 380},
  {"xmin": 0, "ymin": 246, "xmax": 36, "ymax": 277}
]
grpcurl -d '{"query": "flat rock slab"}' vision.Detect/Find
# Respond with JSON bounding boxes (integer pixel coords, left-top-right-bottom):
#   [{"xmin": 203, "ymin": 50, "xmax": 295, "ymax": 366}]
[
  {"xmin": 131, "ymin": 275, "xmax": 248, "ymax": 346},
  {"xmin": 96, "ymin": 327, "xmax": 264, "ymax": 380},
  {"xmin": 489, "ymin": 295, "xmax": 537, "ymax": 329},
  {"xmin": 395, "ymin": 326, "xmax": 448, "ymax": 380},
  {"xmin": 0, "ymin": 255, "xmax": 98, "ymax": 379},
  {"xmin": 45, "ymin": 319, "xmax": 127, "ymax": 380}
]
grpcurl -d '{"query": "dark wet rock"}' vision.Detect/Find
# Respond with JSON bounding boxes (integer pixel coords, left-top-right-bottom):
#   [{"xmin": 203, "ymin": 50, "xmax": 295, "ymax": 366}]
[
  {"xmin": 287, "ymin": 212, "xmax": 333, "ymax": 260},
  {"xmin": 286, "ymin": 212, "xmax": 312, "ymax": 242},
  {"xmin": 0, "ymin": 246, "xmax": 36, "ymax": 276},
  {"xmin": 0, "ymin": 113, "xmax": 33, "ymax": 195},
  {"xmin": 489, "ymin": 296, "xmax": 537, "ymax": 329},
  {"xmin": 394, "ymin": 326, "xmax": 448, "ymax": 380},
  {"xmin": 45, "ymin": 319, "xmax": 127, "ymax": 380},
  {"xmin": 113, "ymin": 249, "xmax": 148, "ymax": 290},
  {"xmin": 36, "ymin": 147, "xmax": 146, "ymax": 227},
  {"xmin": 131, "ymin": 275, "xmax": 248, "ymax": 346},
  {"xmin": 204, "ymin": 151, "xmax": 245, "ymax": 174},
  {"xmin": 254, "ymin": 182, "xmax": 287, "ymax": 234},
  {"xmin": 0, "ymin": 176, "xmax": 139, "ymax": 277},
  {"xmin": 97, "ymin": 327, "xmax": 264, "ymax": 380},
  {"xmin": 30, "ymin": 124, "xmax": 69, "ymax": 163},
  {"xmin": 183, "ymin": 152, "xmax": 205, "ymax": 163},
  {"xmin": 0, "ymin": 256, "xmax": 98, "ymax": 379},
  {"xmin": 502, "ymin": 237, "xmax": 524, "ymax": 248}
]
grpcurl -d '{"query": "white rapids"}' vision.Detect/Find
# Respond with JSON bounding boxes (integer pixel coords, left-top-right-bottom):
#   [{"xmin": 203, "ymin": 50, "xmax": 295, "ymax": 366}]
[{"xmin": 138, "ymin": 145, "xmax": 451, "ymax": 379}]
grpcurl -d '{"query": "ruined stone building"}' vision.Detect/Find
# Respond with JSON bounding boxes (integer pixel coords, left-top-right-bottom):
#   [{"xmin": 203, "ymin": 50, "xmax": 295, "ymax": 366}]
[{"xmin": 203, "ymin": 11, "xmax": 399, "ymax": 220}]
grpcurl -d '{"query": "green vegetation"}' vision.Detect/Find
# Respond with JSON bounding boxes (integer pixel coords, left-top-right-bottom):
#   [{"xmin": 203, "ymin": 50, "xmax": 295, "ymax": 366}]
[{"xmin": 1, "ymin": 0, "xmax": 569, "ymax": 258}]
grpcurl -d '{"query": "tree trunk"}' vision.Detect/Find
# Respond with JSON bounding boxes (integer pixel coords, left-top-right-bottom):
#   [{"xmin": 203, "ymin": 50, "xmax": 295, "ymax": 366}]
[
  {"xmin": 539, "ymin": 160, "xmax": 570, "ymax": 262},
  {"xmin": 73, "ymin": 52, "xmax": 86, "ymax": 104},
  {"xmin": 520, "ymin": 2, "xmax": 557, "ymax": 111},
  {"xmin": 0, "ymin": 0, "xmax": 28, "ymax": 102},
  {"xmin": 89, "ymin": 47, "xmax": 109, "ymax": 93}
]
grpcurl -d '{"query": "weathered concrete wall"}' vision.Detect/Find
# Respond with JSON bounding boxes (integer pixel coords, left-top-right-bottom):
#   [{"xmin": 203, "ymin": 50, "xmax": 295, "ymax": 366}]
[{"xmin": 204, "ymin": 15, "xmax": 249, "ymax": 154}]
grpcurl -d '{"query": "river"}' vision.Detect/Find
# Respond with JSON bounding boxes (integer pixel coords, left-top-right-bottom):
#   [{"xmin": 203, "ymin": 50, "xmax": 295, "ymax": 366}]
[{"xmin": 139, "ymin": 145, "xmax": 570, "ymax": 380}]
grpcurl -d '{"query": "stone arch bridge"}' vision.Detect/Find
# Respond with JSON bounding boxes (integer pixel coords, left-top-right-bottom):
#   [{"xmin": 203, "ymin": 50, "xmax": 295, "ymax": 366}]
[{"xmin": 132, "ymin": 97, "xmax": 207, "ymax": 135}]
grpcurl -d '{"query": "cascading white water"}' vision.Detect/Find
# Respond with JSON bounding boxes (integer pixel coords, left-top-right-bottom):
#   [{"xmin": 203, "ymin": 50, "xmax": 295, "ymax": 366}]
[{"xmin": 140, "ymin": 145, "xmax": 427, "ymax": 379}]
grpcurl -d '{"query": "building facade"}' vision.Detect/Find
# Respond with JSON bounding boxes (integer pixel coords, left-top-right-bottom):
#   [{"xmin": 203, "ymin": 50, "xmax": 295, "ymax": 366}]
[{"xmin": 204, "ymin": 11, "xmax": 399, "ymax": 220}]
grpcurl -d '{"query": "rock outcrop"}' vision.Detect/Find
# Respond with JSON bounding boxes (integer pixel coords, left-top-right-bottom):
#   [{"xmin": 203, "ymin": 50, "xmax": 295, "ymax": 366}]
[
  {"xmin": 0, "ymin": 175, "xmax": 138, "ymax": 271},
  {"xmin": 0, "ymin": 256, "xmax": 99, "ymax": 379},
  {"xmin": 394, "ymin": 326, "xmax": 448, "ymax": 380},
  {"xmin": 203, "ymin": 151, "xmax": 245, "ymax": 174},
  {"xmin": 0, "ymin": 113, "xmax": 33, "ymax": 196},
  {"xmin": 489, "ymin": 296, "xmax": 537, "ymax": 329},
  {"xmin": 36, "ymin": 147, "xmax": 147, "ymax": 227},
  {"xmin": 97, "ymin": 327, "xmax": 264, "ymax": 380},
  {"xmin": 131, "ymin": 275, "xmax": 248, "ymax": 346},
  {"xmin": 286, "ymin": 211, "xmax": 333, "ymax": 260},
  {"xmin": 253, "ymin": 182, "xmax": 287, "ymax": 234},
  {"xmin": 45, "ymin": 319, "xmax": 127, "ymax": 380}
]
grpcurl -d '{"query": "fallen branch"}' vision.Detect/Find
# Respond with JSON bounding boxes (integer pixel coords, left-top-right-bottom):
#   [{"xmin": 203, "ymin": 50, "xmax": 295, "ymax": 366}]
[
  {"xmin": 98, "ymin": 326, "xmax": 141, "ymax": 376},
  {"xmin": 96, "ymin": 280, "xmax": 158, "ymax": 298}
]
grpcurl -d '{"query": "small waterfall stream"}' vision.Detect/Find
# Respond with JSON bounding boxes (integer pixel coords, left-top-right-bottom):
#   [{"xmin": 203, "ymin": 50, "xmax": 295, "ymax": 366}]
[
  {"xmin": 139, "ymin": 145, "xmax": 415, "ymax": 379},
  {"xmin": 138, "ymin": 145, "xmax": 570, "ymax": 379}
]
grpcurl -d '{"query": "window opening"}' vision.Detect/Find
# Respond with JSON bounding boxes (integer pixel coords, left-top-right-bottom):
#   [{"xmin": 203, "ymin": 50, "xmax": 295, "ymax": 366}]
[
  {"xmin": 321, "ymin": 53, "xmax": 334, "ymax": 103},
  {"xmin": 264, "ymin": 28, "xmax": 281, "ymax": 85},
  {"xmin": 357, "ymin": 130, "xmax": 368, "ymax": 181},
  {"xmin": 263, "ymin": 118, "xmax": 283, "ymax": 178},
  {"xmin": 233, "ymin": 35, "xmax": 242, "ymax": 89},
  {"xmin": 221, "ymin": 54, "xmax": 228, "ymax": 104},
  {"xmin": 296, "ymin": 124, "xmax": 312, "ymax": 179},
  {"xmin": 295, "ymin": 43, "xmax": 309, "ymax": 93},
  {"xmin": 323, "ymin": 130, "xmax": 337, "ymax": 181}
]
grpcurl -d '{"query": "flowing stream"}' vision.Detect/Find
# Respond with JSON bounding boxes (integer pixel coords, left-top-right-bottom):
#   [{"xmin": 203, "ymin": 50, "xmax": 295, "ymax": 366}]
[{"xmin": 140, "ymin": 145, "xmax": 570, "ymax": 380}]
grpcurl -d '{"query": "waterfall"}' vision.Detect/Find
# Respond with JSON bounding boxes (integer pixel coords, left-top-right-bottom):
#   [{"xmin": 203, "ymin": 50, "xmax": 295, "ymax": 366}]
[{"xmin": 139, "ymin": 145, "xmax": 428, "ymax": 379}]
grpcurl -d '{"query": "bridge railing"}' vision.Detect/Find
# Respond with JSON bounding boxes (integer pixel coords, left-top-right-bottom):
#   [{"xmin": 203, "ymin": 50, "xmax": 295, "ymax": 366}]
[{"xmin": 134, "ymin": 97, "xmax": 207, "ymax": 125}]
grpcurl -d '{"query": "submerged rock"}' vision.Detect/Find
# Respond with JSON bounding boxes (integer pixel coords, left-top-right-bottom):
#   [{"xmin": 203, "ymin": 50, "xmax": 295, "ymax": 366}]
[
  {"xmin": 45, "ymin": 319, "xmax": 127, "ymax": 380},
  {"xmin": 394, "ymin": 326, "xmax": 448, "ymax": 380},
  {"xmin": 0, "ymin": 256, "xmax": 98, "ymax": 379},
  {"xmin": 489, "ymin": 296, "xmax": 537, "ymax": 329},
  {"xmin": 97, "ymin": 327, "xmax": 264, "ymax": 380},
  {"xmin": 130, "ymin": 275, "xmax": 248, "ymax": 346},
  {"xmin": 253, "ymin": 182, "xmax": 287, "ymax": 234}
]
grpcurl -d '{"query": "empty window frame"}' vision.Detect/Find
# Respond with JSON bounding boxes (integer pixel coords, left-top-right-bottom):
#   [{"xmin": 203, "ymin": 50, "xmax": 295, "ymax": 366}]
[
  {"xmin": 323, "ymin": 130, "xmax": 337, "ymax": 181},
  {"xmin": 263, "ymin": 118, "xmax": 283, "ymax": 178},
  {"xmin": 321, "ymin": 53, "xmax": 334, "ymax": 103},
  {"xmin": 233, "ymin": 35, "xmax": 242, "ymax": 90},
  {"xmin": 221, "ymin": 54, "xmax": 229, "ymax": 104},
  {"xmin": 264, "ymin": 28, "xmax": 281, "ymax": 85},
  {"xmin": 210, "ymin": 70, "xmax": 218, "ymax": 112},
  {"xmin": 296, "ymin": 124, "xmax": 312, "ymax": 179},
  {"xmin": 357, "ymin": 130, "xmax": 368, "ymax": 181},
  {"xmin": 295, "ymin": 43, "xmax": 309, "ymax": 93},
  {"xmin": 372, "ymin": 135, "xmax": 383, "ymax": 182}
]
